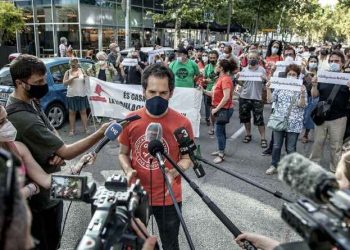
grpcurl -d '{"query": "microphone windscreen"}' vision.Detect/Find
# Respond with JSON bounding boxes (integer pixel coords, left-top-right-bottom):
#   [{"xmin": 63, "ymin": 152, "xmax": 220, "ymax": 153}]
[
  {"xmin": 148, "ymin": 139, "xmax": 165, "ymax": 157},
  {"xmin": 145, "ymin": 123, "xmax": 162, "ymax": 142},
  {"xmin": 173, "ymin": 127, "xmax": 190, "ymax": 145},
  {"xmin": 278, "ymin": 153, "xmax": 337, "ymax": 202},
  {"xmin": 104, "ymin": 122, "xmax": 123, "ymax": 141}
]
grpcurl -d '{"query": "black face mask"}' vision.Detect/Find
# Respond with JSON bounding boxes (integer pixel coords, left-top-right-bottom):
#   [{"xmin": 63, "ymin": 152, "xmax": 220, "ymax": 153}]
[
  {"xmin": 249, "ymin": 59, "xmax": 258, "ymax": 66},
  {"xmin": 210, "ymin": 60, "xmax": 217, "ymax": 65},
  {"xmin": 24, "ymin": 83, "xmax": 49, "ymax": 99},
  {"xmin": 320, "ymin": 49, "xmax": 328, "ymax": 55}
]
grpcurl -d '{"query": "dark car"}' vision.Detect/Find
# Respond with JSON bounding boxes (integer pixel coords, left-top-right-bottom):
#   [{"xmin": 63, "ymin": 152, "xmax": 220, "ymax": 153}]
[{"xmin": 0, "ymin": 57, "xmax": 94, "ymax": 129}]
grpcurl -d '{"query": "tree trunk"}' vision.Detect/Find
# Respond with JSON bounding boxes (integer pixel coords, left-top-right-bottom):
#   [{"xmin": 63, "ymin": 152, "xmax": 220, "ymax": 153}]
[
  {"xmin": 174, "ymin": 18, "xmax": 181, "ymax": 48},
  {"xmin": 226, "ymin": 0, "xmax": 232, "ymax": 41},
  {"xmin": 0, "ymin": 30, "xmax": 4, "ymax": 47}
]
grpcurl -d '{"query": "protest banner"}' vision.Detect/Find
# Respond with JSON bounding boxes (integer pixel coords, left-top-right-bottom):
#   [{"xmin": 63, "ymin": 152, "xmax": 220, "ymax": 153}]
[
  {"xmin": 317, "ymin": 71, "xmax": 350, "ymax": 86},
  {"xmin": 87, "ymin": 77, "xmax": 203, "ymax": 137},
  {"xmin": 270, "ymin": 77, "xmax": 303, "ymax": 91},
  {"xmin": 273, "ymin": 60, "xmax": 302, "ymax": 77},
  {"xmin": 121, "ymin": 58, "xmax": 138, "ymax": 66},
  {"xmin": 238, "ymin": 71, "xmax": 263, "ymax": 81}
]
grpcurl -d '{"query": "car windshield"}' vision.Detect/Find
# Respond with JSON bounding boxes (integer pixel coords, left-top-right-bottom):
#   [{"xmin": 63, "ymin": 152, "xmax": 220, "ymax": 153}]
[{"xmin": 0, "ymin": 67, "xmax": 13, "ymax": 86}]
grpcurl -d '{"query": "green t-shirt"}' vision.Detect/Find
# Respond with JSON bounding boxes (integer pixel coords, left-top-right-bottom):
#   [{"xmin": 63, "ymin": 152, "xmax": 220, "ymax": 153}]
[
  {"xmin": 170, "ymin": 59, "xmax": 199, "ymax": 88},
  {"xmin": 204, "ymin": 63, "xmax": 216, "ymax": 91},
  {"xmin": 7, "ymin": 96, "xmax": 64, "ymax": 211}
]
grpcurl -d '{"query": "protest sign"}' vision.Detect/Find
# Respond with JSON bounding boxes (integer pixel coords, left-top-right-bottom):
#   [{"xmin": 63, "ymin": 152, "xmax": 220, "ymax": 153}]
[
  {"xmin": 238, "ymin": 72, "xmax": 263, "ymax": 82},
  {"xmin": 121, "ymin": 58, "xmax": 138, "ymax": 66},
  {"xmin": 270, "ymin": 77, "xmax": 303, "ymax": 91},
  {"xmin": 317, "ymin": 71, "xmax": 350, "ymax": 86},
  {"xmin": 273, "ymin": 61, "xmax": 302, "ymax": 77}
]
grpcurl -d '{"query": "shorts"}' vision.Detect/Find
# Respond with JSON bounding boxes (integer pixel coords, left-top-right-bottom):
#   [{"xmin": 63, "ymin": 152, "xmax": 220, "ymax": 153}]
[
  {"xmin": 239, "ymin": 98, "xmax": 265, "ymax": 126},
  {"xmin": 67, "ymin": 96, "xmax": 90, "ymax": 112}
]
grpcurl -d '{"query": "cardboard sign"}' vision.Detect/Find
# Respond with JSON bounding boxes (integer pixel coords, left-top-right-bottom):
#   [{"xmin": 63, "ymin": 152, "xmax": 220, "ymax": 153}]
[
  {"xmin": 317, "ymin": 71, "xmax": 350, "ymax": 85},
  {"xmin": 270, "ymin": 77, "xmax": 303, "ymax": 91},
  {"xmin": 122, "ymin": 58, "xmax": 138, "ymax": 66},
  {"xmin": 238, "ymin": 72, "xmax": 263, "ymax": 82}
]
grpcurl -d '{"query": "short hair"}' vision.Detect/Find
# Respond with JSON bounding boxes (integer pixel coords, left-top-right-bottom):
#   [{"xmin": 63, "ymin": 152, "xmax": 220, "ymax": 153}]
[
  {"xmin": 60, "ymin": 37, "xmax": 67, "ymax": 44},
  {"xmin": 329, "ymin": 50, "xmax": 346, "ymax": 64},
  {"xmin": 69, "ymin": 58, "xmax": 79, "ymax": 65},
  {"xmin": 285, "ymin": 64, "xmax": 301, "ymax": 76},
  {"xmin": 344, "ymin": 47, "xmax": 350, "ymax": 54},
  {"xmin": 208, "ymin": 50, "xmax": 219, "ymax": 58},
  {"xmin": 283, "ymin": 45, "xmax": 296, "ymax": 56},
  {"xmin": 96, "ymin": 51, "xmax": 108, "ymax": 60},
  {"xmin": 141, "ymin": 64, "xmax": 175, "ymax": 92},
  {"xmin": 224, "ymin": 45, "xmax": 232, "ymax": 53},
  {"xmin": 219, "ymin": 59, "xmax": 237, "ymax": 73},
  {"xmin": 248, "ymin": 51, "xmax": 259, "ymax": 58},
  {"xmin": 10, "ymin": 54, "xmax": 46, "ymax": 87}
]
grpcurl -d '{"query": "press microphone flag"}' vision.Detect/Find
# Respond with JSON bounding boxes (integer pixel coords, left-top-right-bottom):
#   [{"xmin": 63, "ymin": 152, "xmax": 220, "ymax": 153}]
[{"xmin": 93, "ymin": 122, "xmax": 123, "ymax": 154}]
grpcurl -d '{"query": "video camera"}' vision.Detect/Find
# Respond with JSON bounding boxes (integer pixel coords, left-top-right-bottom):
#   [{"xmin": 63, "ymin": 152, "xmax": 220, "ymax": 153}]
[
  {"xmin": 278, "ymin": 153, "xmax": 350, "ymax": 250},
  {"xmin": 50, "ymin": 174, "xmax": 149, "ymax": 250}
]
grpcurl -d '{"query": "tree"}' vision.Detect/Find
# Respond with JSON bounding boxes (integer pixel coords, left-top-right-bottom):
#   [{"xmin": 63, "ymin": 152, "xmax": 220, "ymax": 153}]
[{"xmin": 0, "ymin": 2, "xmax": 24, "ymax": 46}]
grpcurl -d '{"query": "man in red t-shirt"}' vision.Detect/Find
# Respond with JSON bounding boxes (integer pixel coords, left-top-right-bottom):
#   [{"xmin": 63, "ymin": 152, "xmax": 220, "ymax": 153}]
[{"xmin": 118, "ymin": 64, "xmax": 193, "ymax": 250}]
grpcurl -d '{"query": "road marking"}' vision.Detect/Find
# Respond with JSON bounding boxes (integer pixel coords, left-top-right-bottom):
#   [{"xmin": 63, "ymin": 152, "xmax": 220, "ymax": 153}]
[{"xmin": 229, "ymin": 125, "xmax": 245, "ymax": 140}]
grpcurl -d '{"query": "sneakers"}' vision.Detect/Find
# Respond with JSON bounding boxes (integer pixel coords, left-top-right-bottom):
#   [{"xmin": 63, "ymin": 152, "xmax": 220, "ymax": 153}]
[
  {"xmin": 265, "ymin": 166, "xmax": 278, "ymax": 175},
  {"xmin": 261, "ymin": 148, "xmax": 272, "ymax": 156}
]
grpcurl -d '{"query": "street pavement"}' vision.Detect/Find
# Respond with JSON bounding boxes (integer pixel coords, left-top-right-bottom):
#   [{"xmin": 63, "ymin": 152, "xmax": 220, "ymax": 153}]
[{"xmin": 58, "ymin": 103, "xmax": 331, "ymax": 250}]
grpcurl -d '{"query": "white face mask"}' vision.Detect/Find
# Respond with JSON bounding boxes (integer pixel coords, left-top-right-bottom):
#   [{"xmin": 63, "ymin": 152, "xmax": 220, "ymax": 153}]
[
  {"xmin": 285, "ymin": 56, "xmax": 294, "ymax": 62},
  {"xmin": 329, "ymin": 62, "xmax": 341, "ymax": 72},
  {"xmin": 287, "ymin": 75, "xmax": 297, "ymax": 79},
  {"xmin": 98, "ymin": 60, "xmax": 106, "ymax": 66},
  {"xmin": 224, "ymin": 53, "xmax": 230, "ymax": 58},
  {"xmin": 309, "ymin": 62, "xmax": 318, "ymax": 69},
  {"xmin": 156, "ymin": 60, "xmax": 162, "ymax": 63},
  {"xmin": 271, "ymin": 48, "xmax": 279, "ymax": 54},
  {"xmin": 0, "ymin": 120, "xmax": 17, "ymax": 142},
  {"xmin": 202, "ymin": 56, "xmax": 208, "ymax": 63},
  {"xmin": 177, "ymin": 57, "xmax": 183, "ymax": 62}
]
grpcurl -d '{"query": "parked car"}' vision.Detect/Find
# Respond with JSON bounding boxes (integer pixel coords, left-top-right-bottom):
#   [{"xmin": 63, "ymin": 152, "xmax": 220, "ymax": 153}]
[{"xmin": 0, "ymin": 57, "xmax": 94, "ymax": 129}]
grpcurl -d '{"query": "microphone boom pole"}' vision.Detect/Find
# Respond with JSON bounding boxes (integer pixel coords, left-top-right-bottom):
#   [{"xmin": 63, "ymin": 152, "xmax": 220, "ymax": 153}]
[{"xmin": 161, "ymin": 153, "xmax": 257, "ymax": 250}]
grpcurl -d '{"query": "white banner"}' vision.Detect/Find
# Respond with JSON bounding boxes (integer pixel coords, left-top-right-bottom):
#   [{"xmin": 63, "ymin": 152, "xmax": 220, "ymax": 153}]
[
  {"xmin": 87, "ymin": 77, "xmax": 203, "ymax": 137},
  {"xmin": 121, "ymin": 58, "xmax": 138, "ymax": 66},
  {"xmin": 273, "ymin": 60, "xmax": 302, "ymax": 77},
  {"xmin": 238, "ymin": 72, "xmax": 263, "ymax": 82},
  {"xmin": 317, "ymin": 71, "xmax": 350, "ymax": 85},
  {"xmin": 270, "ymin": 77, "xmax": 303, "ymax": 91}
]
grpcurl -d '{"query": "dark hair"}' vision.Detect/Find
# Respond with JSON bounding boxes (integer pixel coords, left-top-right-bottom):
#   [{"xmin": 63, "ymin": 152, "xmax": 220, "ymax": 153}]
[
  {"xmin": 209, "ymin": 50, "xmax": 219, "ymax": 58},
  {"xmin": 307, "ymin": 55, "xmax": 319, "ymax": 71},
  {"xmin": 224, "ymin": 45, "xmax": 232, "ymax": 53},
  {"xmin": 283, "ymin": 45, "xmax": 296, "ymax": 56},
  {"xmin": 219, "ymin": 59, "xmax": 237, "ymax": 73},
  {"xmin": 135, "ymin": 43, "xmax": 142, "ymax": 51},
  {"xmin": 329, "ymin": 50, "xmax": 346, "ymax": 64},
  {"xmin": 10, "ymin": 54, "xmax": 46, "ymax": 87},
  {"xmin": 285, "ymin": 64, "xmax": 301, "ymax": 76},
  {"xmin": 141, "ymin": 64, "xmax": 175, "ymax": 92},
  {"xmin": 266, "ymin": 40, "xmax": 282, "ymax": 57},
  {"xmin": 345, "ymin": 47, "xmax": 350, "ymax": 54},
  {"xmin": 168, "ymin": 52, "xmax": 176, "ymax": 62}
]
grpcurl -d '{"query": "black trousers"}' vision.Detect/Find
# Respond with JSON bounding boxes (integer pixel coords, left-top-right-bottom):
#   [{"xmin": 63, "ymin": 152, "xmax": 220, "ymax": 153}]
[
  {"xmin": 151, "ymin": 202, "xmax": 182, "ymax": 250},
  {"xmin": 30, "ymin": 201, "xmax": 63, "ymax": 250}
]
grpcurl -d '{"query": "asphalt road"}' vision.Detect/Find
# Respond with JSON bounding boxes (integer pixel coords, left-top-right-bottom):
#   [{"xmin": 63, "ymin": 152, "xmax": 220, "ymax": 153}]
[{"xmin": 58, "ymin": 103, "xmax": 331, "ymax": 250}]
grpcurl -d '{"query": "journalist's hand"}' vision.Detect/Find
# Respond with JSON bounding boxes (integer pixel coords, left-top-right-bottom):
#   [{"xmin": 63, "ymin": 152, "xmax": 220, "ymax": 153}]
[
  {"xmin": 97, "ymin": 121, "xmax": 114, "ymax": 137},
  {"xmin": 71, "ymin": 153, "xmax": 96, "ymax": 174},
  {"xmin": 131, "ymin": 218, "xmax": 158, "ymax": 250},
  {"xmin": 235, "ymin": 232, "xmax": 280, "ymax": 250},
  {"xmin": 49, "ymin": 155, "xmax": 66, "ymax": 167},
  {"xmin": 126, "ymin": 169, "xmax": 137, "ymax": 184}
]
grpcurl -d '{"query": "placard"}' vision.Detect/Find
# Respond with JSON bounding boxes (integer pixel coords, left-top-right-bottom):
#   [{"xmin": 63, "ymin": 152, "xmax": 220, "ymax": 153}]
[
  {"xmin": 121, "ymin": 58, "xmax": 138, "ymax": 66},
  {"xmin": 270, "ymin": 77, "xmax": 302, "ymax": 91},
  {"xmin": 317, "ymin": 71, "xmax": 350, "ymax": 85},
  {"xmin": 238, "ymin": 72, "xmax": 263, "ymax": 82}
]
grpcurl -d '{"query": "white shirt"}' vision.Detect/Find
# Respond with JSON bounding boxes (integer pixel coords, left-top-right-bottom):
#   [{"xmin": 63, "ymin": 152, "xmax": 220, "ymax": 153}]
[{"xmin": 67, "ymin": 69, "xmax": 87, "ymax": 97}]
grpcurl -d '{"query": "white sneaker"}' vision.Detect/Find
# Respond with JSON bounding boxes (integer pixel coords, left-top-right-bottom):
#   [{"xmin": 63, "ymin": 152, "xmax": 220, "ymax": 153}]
[{"xmin": 265, "ymin": 166, "xmax": 277, "ymax": 175}]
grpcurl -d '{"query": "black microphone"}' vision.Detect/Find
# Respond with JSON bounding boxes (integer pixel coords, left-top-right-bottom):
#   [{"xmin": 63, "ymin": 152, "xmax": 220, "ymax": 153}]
[
  {"xmin": 93, "ymin": 122, "xmax": 123, "ymax": 154},
  {"xmin": 278, "ymin": 153, "xmax": 339, "ymax": 203},
  {"xmin": 173, "ymin": 127, "xmax": 205, "ymax": 178},
  {"xmin": 119, "ymin": 114, "xmax": 141, "ymax": 127}
]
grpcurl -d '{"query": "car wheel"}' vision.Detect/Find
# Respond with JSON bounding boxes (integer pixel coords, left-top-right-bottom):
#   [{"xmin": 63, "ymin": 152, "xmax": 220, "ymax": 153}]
[{"xmin": 46, "ymin": 103, "xmax": 66, "ymax": 129}]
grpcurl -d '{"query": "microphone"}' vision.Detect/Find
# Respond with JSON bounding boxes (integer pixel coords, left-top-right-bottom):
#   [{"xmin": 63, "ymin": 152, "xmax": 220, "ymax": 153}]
[
  {"xmin": 119, "ymin": 114, "xmax": 141, "ymax": 127},
  {"xmin": 93, "ymin": 122, "xmax": 123, "ymax": 154},
  {"xmin": 145, "ymin": 122, "xmax": 163, "ymax": 142},
  {"xmin": 173, "ymin": 127, "xmax": 205, "ymax": 178},
  {"xmin": 148, "ymin": 139, "xmax": 166, "ymax": 168},
  {"xmin": 278, "ymin": 153, "xmax": 339, "ymax": 203}
]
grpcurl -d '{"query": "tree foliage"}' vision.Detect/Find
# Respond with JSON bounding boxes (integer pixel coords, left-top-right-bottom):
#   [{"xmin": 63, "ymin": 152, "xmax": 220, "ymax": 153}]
[{"xmin": 0, "ymin": 2, "xmax": 25, "ymax": 46}]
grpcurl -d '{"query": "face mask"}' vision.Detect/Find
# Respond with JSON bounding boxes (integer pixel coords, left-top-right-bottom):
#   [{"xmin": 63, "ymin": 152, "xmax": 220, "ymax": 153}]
[
  {"xmin": 145, "ymin": 96, "xmax": 169, "ymax": 116},
  {"xmin": 156, "ymin": 60, "xmax": 162, "ymax": 63},
  {"xmin": 177, "ymin": 57, "xmax": 183, "ymax": 63},
  {"xmin": 210, "ymin": 60, "xmax": 217, "ymax": 65},
  {"xmin": 0, "ymin": 120, "xmax": 17, "ymax": 142},
  {"xmin": 271, "ymin": 48, "xmax": 279, "ymax": 54},
  {"xmin": 309, "ymin": 62, "xmax": 318, "ymax": 69},
  {"xmin": 287, "ymin": 75, "xmax": 297, "ymax": 79},
  {"xmin": 224, "ymin": 53, "xmax": 230, "ymax": 58},
  {"xmin": 320, "ymin": 49, "xmax": 327, "ymax": 55},
  {"xmin": 249, "ymin": 59, "xmax": 258, "ymax": 67},
  {"xmin": 98, "ymin": 60, "xmax": 106, "ymax": 66},
  {"xmin": 329, "ymin": 62, "xmax": 341, "ymax": 72},
  {"xmin": 285, "ymin": 56, "xmax": 294, "ymax": 62},
  {"xmin": 202, "ymin": 56, "xmax": 208, "ymax": 63},
  {"xmin": 25, "ymin": 83, "xmax": 49, "ymax": 99},
  {"xmin": 204, "ymin": 46, "xmax": 209, "ymax": 49}
]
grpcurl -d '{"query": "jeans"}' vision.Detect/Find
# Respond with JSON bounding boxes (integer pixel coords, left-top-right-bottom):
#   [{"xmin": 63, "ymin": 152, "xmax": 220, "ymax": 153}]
[
  {"xmin": 151, "ymin": 203, "xmax": 182, "ymax": 250},
  {"xmin": 203, "ymin": 94, "xmax": 212, "ymax": 120},
  {"xmin": 271, "ymin": 131, "xmax": 299, "ymax": 167},
  {"xmin": 30, "ymin": 201, "xmax": 63, "ymax": 250},
  {"xmin": 215, "ymin": 108, "xmax": 234, "ymax": 152}
]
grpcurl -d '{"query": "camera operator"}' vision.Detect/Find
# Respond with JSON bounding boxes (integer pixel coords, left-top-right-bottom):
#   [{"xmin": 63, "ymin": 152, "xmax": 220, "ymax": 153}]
[
  {"xmin": 234, "ymin": 152, "xmax": 350, "ymax": 250},
  {"xmin": 118, "ymin": 64, "xmax": 193, "ymax": 250},
  {"xmin": 6, "ymin": 54, "xmax": 111, "ymax": 250}
]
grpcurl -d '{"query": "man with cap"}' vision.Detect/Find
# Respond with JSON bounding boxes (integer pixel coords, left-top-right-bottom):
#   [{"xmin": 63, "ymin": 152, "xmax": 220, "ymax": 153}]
[
  {"xmin": 169, "ymin": 47, "xmax": 200, "ymax": 88},
  {"xmin": 108, "ymin": 43, "xmax": 122, "ymax": 81}
]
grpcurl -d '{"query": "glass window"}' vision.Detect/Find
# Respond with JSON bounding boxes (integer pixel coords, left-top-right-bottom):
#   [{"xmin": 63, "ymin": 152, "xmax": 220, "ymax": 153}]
[
  {"xmin": 116, "ymin": 4, "xmax": 126, "ymax": 26},
  {"xmin": 80, "ymin": 61, "xmax": 94, "ymax": 72},
  {"xmin": 154, "ymin": 0, "xmax": 163, "ymax": 10},
  {"xmin": 80, "ymin": 3, "xmax": 102, "ymax": 25},
  {"xmin": 144, "ymin": 0, "xmax": 153, "ymax": 8},
  {"xmin": 131, "ymin": 7, "xmax": 142, "ymax": 27},
  {"xmin": 103, "ymin": 28, "xmax": 117, "ymax": 49},
  {"xmin": 53, "ymin": 0, "xmax": 79, "ymax": 23},
  {"xmin": 34, "ymin": 0, "xmax": 52, "ymax": 23},
  {"xmin": 82, "ymin": 28, "xmax": 98, "ymax": 52},
  {"xmin": 20, "ymin": 25, "xmax": 36, "ymax": 55},
  {"xmin": 59, "ymin": 63, "xmax": 70, "ymax": 76},
  {"xmin": 143, "ymin": 9, "xmax": 153, "ymax": 29},
  {"xmin": 117, "ymin": 29, "xmax": 126, "ymax": 49},
  {"xmin": 50, "ymin": 65, "xmax": 64, "ymax": 83},
  {"xmin": 131, "ymin": 0, "xmax": 143, "ymax": 7},
  {"xmin": 37, "ymin": 25, "xmax": 54, "ymax": 57},
  {"xmin": 56, "ymin": 24, "xmax": 80, "ymax": 55},
  {"xmin": 101, "ymin": 3, "xmax": 117, "ymax": 25},
  {"xmin": 15, "ymin": 0, "xmax": 34, "ymax": 23},
  {"xmin": 0, "ymin": 68, "xmax": 13, "ymax": 87}
]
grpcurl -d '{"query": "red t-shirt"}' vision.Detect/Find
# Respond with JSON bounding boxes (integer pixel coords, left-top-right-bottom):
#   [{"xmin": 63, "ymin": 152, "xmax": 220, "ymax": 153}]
[
  {"xmin": 212, "ymin": 75, "xmax": 233, "ymax": 109},
  {"xmin": 265, "ymin": 55, "xmax": 283, "ymax": 77},
  {"xmin": 118, "ymin": 107, "xmax": 194, "ymax": 206}
]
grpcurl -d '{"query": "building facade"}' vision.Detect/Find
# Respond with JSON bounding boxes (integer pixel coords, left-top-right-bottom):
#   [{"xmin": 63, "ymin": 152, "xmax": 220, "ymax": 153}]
[{"xmin": 13, "ymin": 0, "xmax": 166, "ymax": 58}]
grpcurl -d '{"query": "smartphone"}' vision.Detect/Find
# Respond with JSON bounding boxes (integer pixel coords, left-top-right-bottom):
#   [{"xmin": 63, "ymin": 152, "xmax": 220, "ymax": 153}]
[{"xmin": 50, "ymin": 174, "xmax": 87, "ymax": 201}]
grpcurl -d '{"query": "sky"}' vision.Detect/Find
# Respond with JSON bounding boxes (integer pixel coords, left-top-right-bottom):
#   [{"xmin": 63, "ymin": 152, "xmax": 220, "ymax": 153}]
[{"xmin": 318, "ymin": 0, "xmax": 338, "ymax": 7}]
